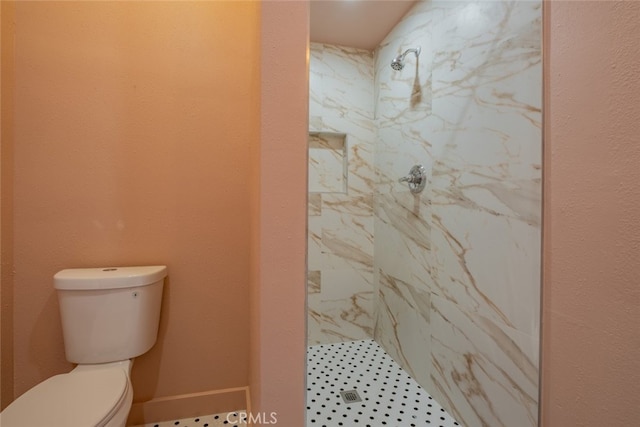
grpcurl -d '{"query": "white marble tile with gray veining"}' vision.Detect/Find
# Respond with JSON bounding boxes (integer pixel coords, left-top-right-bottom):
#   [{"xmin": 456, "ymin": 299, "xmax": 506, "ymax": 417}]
[
  {"xmin": 308, "ymin": 270, "xmax": 321, "ymax": 295},
  {"xmin": 309, "ymin": 2, "xmax": 541, "ymax": 426},
  {"xmin": 308, "ymin": 133, "xmax": 347, "ymax": 194},
  {"xmin": 308, "ymin": 43, "xmax": 377, "ymax": 346},
  {"xmin": 321, "ymin": 227, "xmax": 374, "ymax": 272},
  {"xmin": 307, "ymin": 215, "xmax": 323, "ymax": 272},
  {"xmin": 430, "ymin": 203, "xmax": 541, "ymax": 336},
  {"xmin": 373, "ymin": 1, "xmax": 541, "ymax": 426},
  {"xmin": 308, "ymin": 268, "xmax": 375, "ymax": 345},
  {"xmin": 308, "ymin": 193, "xmax": 322, "ymax": 217},
  {"xmin": 373, "ymin": 192, "xmax": 432, "ymax": 289},
  {"xmin": 430, "ymin": 293, "xmax": 538, "ymax": 427},
  {"xmin": 374, "ymin": 270, "xmax": 431, "ymax": 388}
]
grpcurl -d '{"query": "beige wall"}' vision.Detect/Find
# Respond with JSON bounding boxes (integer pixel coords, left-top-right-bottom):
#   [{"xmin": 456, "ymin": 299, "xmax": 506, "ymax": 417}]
[
  {"xmin": 249, "ymin": 2, "xmax": 308, "ymax": 425},
  {"xmin": 8, "ymin": 1, "xmax": 639, "ymax": 426},
  {"xmin": 542, "ymin": 1, "xmax": 640, "ymax": 425},
  {"xmin": 0, "ymin": 0, "xmax": 15, "ymax": 411},
  {"xmin": 8, "ymin": 0, "xmax": 259, "ymax": 404}
]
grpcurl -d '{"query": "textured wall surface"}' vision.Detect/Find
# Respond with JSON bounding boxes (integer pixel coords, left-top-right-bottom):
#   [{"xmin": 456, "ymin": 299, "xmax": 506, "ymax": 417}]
[
  {"xmin": 0, "ymin": 0, "xmax": 15, "ymax": 411},
  {"xmin": 542, "ymin": 1, "xmax": 640, "ymax": 425},
  {"xmin": 373, "ymin": 1, "xmax": 542, "ymax": 426},
  {"xmin": 10, "ymin": 0, "xmax": 258, "ymax": 403},
  {"xmin": 249, "ymin": 1, "xmax": 308, "ymax": 425}
]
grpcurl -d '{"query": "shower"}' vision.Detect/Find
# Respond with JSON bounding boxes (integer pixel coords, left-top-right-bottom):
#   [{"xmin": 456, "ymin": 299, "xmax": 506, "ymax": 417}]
[
  {"xmin": 307, "ymin": 1, "xmax": 542, "ymax": 426},
  {"xmin": 390, "ymin": 46, "xmax": 421, "ymax": 70}
]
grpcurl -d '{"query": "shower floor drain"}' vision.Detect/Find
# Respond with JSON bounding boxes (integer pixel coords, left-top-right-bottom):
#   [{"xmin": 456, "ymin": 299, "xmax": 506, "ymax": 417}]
[
  {"xmin": 339, "ymin": 389, "xmax": 362, "ymax": 404},
  {"xmin": 307, "ymin": 340, "xmax": 462, "ymax": 426}
]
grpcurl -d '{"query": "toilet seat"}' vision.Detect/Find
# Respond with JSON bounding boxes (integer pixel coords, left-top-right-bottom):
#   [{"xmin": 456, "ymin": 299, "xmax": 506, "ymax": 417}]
[{"xmin": 1, "ymin": 368, "xmax": 129, "ymax": 427}]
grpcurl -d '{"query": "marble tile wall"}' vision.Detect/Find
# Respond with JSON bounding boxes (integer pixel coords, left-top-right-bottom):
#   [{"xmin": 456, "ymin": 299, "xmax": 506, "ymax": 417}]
[
  {"xmin": 308, "ymin": 132, "xmax": 347, "ymax": 194},
  {"xmin": 373, "ymin": 1, "xmax": 542, "ymax": 427},
  {"xmin": 307, "ymin": 43, "xmax": 376, "ymax": 345}
]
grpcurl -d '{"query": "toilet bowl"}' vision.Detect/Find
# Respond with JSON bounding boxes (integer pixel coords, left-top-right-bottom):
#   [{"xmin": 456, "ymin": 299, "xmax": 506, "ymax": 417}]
[
  {"xmin": 1, "ymin": 361, "xmax": 133, "ymax": 427},
  {"xmin": 0, "ymin": 266, "xmax": 167, "ymax": 427}
]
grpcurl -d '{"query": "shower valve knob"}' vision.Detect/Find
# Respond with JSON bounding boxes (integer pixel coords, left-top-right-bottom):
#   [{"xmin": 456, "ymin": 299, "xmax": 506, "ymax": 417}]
[
  {"xmin": 399, "ymin": 165, "xmax": 427, "ymax": 194},
  {"xmin": 399, "ymin": 175, "xmax": 418, "ymax": 184}
]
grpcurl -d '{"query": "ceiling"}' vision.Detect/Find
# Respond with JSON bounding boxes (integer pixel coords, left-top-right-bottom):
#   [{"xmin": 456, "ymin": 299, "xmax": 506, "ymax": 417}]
[{"xmin": 310, "ymin": 0, "xmax": 418, "ymax": 51}]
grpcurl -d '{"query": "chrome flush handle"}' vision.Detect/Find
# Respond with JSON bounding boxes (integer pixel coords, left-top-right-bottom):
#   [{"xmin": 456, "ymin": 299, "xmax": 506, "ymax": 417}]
[{"xmin": 399, "ymin": 165, "xmax": 427, "ymax": 194}]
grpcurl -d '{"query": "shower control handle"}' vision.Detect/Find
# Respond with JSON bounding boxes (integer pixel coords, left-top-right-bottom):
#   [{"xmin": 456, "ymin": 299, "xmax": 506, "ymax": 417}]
[{"xmin": 399, "ymin": 165, "xmax": 427, "ymax": 194}]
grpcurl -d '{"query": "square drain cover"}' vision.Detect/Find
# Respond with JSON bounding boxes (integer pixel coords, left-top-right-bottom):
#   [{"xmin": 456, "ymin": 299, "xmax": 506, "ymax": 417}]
[{"xmin": 339, "ymin": 390, "xmax": 362, "ymax": 404}]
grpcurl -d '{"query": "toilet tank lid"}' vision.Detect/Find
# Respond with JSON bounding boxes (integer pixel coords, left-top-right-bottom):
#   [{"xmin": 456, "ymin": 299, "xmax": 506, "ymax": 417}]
[{"xmin": 54, "ymin": 265, "xmax": 167, "ymax": 290}]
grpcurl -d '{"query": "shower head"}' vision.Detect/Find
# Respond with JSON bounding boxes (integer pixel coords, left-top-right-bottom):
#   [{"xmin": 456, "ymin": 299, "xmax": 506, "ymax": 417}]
[
  {"xmin": 390, "ymin": 57, "xmax": 405, "ymax": 71},
  {"xmin": 390, "ymin": 46, "xmax": 421, "ymax": 71}
]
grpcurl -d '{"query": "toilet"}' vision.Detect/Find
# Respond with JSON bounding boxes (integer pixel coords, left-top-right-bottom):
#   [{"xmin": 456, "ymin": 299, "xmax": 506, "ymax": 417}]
[{"xmin": 1, "ymin": 265, "xmax": 167, "ymax": 427}]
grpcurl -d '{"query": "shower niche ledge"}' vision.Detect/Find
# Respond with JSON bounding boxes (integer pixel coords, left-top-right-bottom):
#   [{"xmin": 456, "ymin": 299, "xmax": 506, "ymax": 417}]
[{"xmin": 308, "ymin": 131, "xmax": 347, "ymax": 194}]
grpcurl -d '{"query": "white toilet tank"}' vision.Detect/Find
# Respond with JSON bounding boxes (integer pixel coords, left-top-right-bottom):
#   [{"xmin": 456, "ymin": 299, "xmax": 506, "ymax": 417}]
[{"xmin": 54, "ymin": 266, "xmax": 167, "ymax": 364}]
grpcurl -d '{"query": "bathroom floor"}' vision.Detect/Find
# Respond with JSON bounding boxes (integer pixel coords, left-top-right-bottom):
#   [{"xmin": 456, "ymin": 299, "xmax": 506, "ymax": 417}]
[
  {"xmin": 130, "ymin": 411, "xmax": 246, "ymax": 427},
  {"xmin": 307, "ymin": 340, "xmax": 462, "ymax": 427}
]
